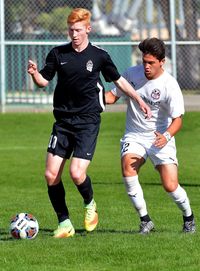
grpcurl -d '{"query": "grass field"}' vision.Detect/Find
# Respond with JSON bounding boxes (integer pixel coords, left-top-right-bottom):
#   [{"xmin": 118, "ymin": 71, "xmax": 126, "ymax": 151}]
[{"xmin": 0, "ymin": 111, "xmax": 200, "ymax": 271}]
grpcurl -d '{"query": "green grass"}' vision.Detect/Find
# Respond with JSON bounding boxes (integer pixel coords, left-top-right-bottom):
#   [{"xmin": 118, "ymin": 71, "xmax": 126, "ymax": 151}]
[{"xmin": 0, "ymin": 111, "xmax": 200, "ymax": 271}]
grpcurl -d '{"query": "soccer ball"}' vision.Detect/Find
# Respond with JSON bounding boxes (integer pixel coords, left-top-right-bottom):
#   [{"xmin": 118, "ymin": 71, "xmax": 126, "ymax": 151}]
[{"xmin": 10, "ymin": 213, "xmax": 39, "ymax": 240}]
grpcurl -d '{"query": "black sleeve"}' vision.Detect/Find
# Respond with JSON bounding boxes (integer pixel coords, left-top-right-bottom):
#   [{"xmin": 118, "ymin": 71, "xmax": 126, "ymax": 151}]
[
  {"xmin": 101, "ymin": 52, "xmax": 121, "ymax": 82},
  {"xmin": 39, "ymin": 48, "xmax": 58, "ymax": 81}
]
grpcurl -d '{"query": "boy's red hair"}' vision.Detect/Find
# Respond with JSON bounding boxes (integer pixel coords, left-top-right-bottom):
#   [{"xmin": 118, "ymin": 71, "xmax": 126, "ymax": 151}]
[{"xmin": 67, "ymin": 8, "xmax": 91, "ymax": 25}]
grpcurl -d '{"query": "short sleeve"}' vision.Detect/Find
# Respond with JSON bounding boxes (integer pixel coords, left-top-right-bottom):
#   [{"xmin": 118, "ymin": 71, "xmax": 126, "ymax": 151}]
[
  {"xmin": 101, "ymin": 53, "xmax": 121, "ymax": 82},
  {"xmin": 167, "ymin": 79, "xmax": 185, "ymax": 118},
  {"xmin": 39, "ymin": 48, "xmax": 58, "ymax": 81}
]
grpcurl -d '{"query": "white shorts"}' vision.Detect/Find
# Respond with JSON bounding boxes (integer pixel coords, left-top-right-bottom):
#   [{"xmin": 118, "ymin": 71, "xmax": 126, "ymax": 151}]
[{"xmin": 120, "ymin": 132, "xmax": 178, "ymax": 167}]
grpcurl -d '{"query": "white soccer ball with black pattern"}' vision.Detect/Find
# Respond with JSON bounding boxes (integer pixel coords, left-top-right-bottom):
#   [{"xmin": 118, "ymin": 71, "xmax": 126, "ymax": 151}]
[{"xmin": 10, "ymin": 213, "xmax": 39, "ymax": 239}]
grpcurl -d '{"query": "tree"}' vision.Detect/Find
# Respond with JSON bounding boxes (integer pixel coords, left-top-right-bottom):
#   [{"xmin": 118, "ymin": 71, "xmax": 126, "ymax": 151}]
[
  {"xmin": 5, "ymin": 0, "xmax": 93, "ymax": 39},
  {"xmin": 36, "ymin": 6, "xmax": 72, "ymax": 35}
]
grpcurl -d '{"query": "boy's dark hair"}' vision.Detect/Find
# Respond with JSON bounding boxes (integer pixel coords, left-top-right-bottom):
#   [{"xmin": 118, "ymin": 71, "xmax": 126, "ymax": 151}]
[{"xmin": 138, "ymin": 38, "xmax": 165, "ymax": 61}]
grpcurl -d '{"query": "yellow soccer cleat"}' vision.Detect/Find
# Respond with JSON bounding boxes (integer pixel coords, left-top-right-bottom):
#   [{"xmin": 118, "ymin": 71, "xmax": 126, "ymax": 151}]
[
  {"xmin": 53, "ymin": 219, "xmax": 75, "ymax": 238},
  {"xmin": 84, "ymin": 200, "xmax": 98, "ymax": 232}
]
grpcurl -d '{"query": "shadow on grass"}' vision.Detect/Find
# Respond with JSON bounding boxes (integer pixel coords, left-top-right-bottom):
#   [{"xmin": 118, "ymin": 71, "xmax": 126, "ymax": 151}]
[
  {"xmin": 180, "ymin": 183, "xmax": 200, "ymax": 187},
  {"xmin": 0, "ymin": 228, "xmax": 139, "ymax": 240},
  {"xmin": 142, "ymin": 182, "xmax": 200, "ymax": 187},
  {"xmin": 0, "ymin": 229, "xmax": 13, "ymax": 241},
  {"xmin": 0, "ymin": 227, "xmax": 180, "ymax": 241},
  {"xmin": 38, "ymin": 228, "xmax": 144, "ymax": 237},
  {"xmin": 38, "ymin": 228, "xmax": 170, "ymax": 236},
  {"xmin": 93, "ymin": 181, "xmax": 200, "ymax": 188}
]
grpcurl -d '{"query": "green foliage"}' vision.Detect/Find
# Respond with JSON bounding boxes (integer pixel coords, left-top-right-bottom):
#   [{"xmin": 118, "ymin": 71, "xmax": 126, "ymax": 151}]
[
  {"xmin": 9, "ymin": 1, "xmax": 29, "ymax": 21},
  {"xmin": 0, "ymin": 112, "xmax": 200, "ymax": 271},
  {"xmin": 36, "ymin": 6, "xmax": 72, "ymax": 34}
]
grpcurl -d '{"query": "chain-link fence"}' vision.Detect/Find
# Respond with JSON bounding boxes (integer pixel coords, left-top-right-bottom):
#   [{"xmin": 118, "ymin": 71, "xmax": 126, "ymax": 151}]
[{"xmin": 0, "ymin": 0, "xmax": 200, "ymax": 111}]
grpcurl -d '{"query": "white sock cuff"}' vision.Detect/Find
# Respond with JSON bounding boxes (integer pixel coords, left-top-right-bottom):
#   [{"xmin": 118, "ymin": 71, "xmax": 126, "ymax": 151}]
[
  {"xmin": 123, "ymin": 175, "xmax": 143, "ymax": 196},
  {"xmin": 123, "ymin": 175, "xmax": 139, "ymax": 186},
  {"xmin": 123, "ymin": 176, "xmax": 147, "ymax": 217},
  {"xmin": 169, "ymin": 184, "xmax": 186, "ymax": 198},
  {"xmin": 168, "ymin": 184, "xmax": 192, "ymax": 217}
]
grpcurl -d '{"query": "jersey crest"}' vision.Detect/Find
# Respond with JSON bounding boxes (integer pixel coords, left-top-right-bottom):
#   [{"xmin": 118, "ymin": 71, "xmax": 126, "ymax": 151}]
[
  {"xmin": 151, "ymin": 89, "xmax": 160, "ymax": 100},
  {"xmin": 86, "ymin": 60, "xmax": 93, "ymax": 72}
]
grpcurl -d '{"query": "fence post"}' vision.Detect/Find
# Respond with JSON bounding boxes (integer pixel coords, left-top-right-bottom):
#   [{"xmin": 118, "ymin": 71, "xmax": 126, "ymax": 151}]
[
  {"xmin": 0, "ymin": 0, "xmax": 5, "ymax": 113},
  {"xmin": 169, "ymin": 0, "xmax": 177, "ymax": 79}
]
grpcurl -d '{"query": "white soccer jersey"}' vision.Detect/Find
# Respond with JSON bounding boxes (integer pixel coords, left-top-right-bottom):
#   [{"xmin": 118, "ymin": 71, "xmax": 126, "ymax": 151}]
[{"xmin": 111, "ymin": 65, "xmax": 185, "ymax": 134}]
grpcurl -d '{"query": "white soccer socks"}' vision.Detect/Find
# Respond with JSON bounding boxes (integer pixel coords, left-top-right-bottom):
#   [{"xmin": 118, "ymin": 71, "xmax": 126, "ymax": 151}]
[
  {"xmin": 168, "ymin": 184, "xmax": 192, "ymax": 217},
  {"xmin": 123, "ymin": 175, "xmax": 148, "ymax": 217}
]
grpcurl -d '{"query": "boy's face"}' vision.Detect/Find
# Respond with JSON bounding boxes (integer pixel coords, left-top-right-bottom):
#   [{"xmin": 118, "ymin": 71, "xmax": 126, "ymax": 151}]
[
  {"xmin": 68, "ymin": 21, "xmax": 91, "ymax": 47},
  {"xmin": 142, "ymin": 54, "xmax": 165, "ymax": 80}
]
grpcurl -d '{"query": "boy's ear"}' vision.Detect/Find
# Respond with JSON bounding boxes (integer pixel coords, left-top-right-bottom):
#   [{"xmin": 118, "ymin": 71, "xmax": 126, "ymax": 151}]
[{"xmin": 86, "ymin": 25, "xmax": 91, "ymax": 33}]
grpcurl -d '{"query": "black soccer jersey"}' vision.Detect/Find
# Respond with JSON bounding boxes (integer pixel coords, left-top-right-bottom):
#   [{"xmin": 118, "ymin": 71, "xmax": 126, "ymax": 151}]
[{"xmin": 40, "ymin": 42, "xmax": 121, "ymax": 114}]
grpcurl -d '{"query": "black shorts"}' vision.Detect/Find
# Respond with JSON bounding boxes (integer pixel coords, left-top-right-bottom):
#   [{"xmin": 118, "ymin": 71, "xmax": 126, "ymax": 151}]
[{"xmin": 47, "ymin": 112, "xmax": 101, "ymax": 160}]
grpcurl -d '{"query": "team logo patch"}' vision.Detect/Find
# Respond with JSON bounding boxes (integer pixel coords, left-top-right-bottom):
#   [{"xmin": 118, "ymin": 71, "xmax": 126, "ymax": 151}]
[
  {"xmin": 151, "ymin": 89, "xmax": 160, "ymax": 100},
  {"xmin": 86, "ymin": 60, "xmax": 93, "ymax": 72}
]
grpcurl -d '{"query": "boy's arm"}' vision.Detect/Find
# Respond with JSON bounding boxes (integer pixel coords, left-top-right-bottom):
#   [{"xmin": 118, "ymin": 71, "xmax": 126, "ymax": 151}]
[
  {"xmin": 114, "ymin": 76, "xmax": 152, "ymax": 118},
  {"xmin": 105, "ymin": 91, "xmax": 119, "ymax": 104},
  {"xmin": 27, "ymin": 60, "xmax": 49, "ymax": 88}
]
